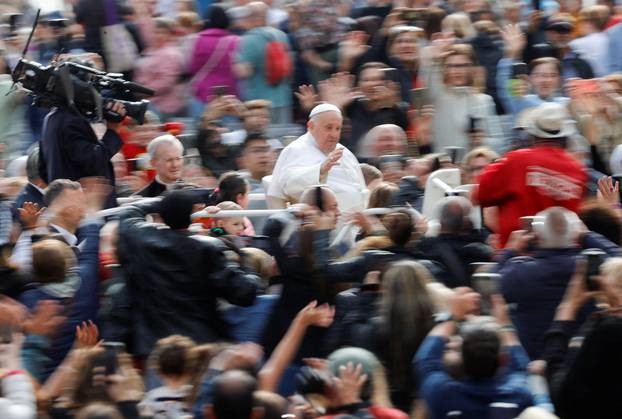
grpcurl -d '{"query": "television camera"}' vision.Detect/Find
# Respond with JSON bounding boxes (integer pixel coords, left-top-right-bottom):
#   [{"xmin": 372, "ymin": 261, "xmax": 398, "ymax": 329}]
[{"xmin": 10, "ymin": 10, "xmax": 154, "ymax": 124}]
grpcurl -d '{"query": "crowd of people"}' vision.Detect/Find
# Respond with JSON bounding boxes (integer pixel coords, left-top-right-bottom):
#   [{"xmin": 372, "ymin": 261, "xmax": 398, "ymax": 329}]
[{"xmin": 1, "ymin": 0, "xmax": 622, "ymax": 418}]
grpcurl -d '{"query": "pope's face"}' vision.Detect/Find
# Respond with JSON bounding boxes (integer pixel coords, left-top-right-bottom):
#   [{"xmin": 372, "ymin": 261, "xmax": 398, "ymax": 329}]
[{"xmin": 308, "ymin": 111, "xmax": 343, "ymax": 154}]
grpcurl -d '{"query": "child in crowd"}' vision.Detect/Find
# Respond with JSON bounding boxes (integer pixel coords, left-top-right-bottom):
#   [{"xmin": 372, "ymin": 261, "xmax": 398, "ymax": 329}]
[
  {"xmin": 139, "ymin": 335, "xmax": 197, "ymax": 418},
  {"xmin": 212, "ymin": 201, "xmax": 246, "ymax": 236}
]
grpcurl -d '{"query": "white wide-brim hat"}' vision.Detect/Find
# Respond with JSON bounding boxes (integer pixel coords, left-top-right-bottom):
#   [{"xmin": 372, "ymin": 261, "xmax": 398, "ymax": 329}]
[{"xmin": 525, "ymin": 102, "xmax": 576, "ymax": 139}]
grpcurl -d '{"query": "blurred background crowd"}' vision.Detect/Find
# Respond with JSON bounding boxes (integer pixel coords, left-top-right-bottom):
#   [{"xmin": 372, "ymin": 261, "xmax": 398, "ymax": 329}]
[{"xmin": 1, "ymin": 0, "xmax": 622, "ymax": 418}]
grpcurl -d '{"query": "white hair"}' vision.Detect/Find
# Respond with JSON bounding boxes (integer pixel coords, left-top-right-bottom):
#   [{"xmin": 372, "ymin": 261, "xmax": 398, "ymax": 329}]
[
  {"xmin": 533, "ymin": 207, "xmax": 582, "ymax": 249},
  {"xmin": 147, "ymin": 134, "xmax": 184, "ymax": 159},
  {"xmin": 357, "ymin": 124, "xmax": 407, "ymax": 159}
]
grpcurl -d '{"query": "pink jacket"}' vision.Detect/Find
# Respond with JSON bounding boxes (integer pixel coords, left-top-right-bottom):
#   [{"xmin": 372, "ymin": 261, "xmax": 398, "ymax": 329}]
[
  {"xmin": 190, "ymin": 28, "xmax": 240, "ymax": 102},
  {"xmin": 134, "ymin": 43, "xmax": 185, "ymax": 115}
]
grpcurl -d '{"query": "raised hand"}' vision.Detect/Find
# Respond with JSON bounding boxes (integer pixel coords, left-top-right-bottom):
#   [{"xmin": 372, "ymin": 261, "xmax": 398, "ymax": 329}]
[
  {"xmin": 294, "ymin": 84, "xmax": 318, "ymax": 112},
  {"xmin": 320, "ymin": 148, "xmax": 344, "ymax": 177},
  {"xmin": 414, "ymin": 104, "xmax": 435, "ymax": 146},
  {"xmin": 296, "ymin": 300, "xmax": 335, "ymax": 328},
  {"xmin": 382, "ymin": 9, "xmax": 407, "ymax": 34},
  {"xmin": 75, "ymin": 320, "xmax": 101, "ymax": 348},
  {"xmin": 556, "ymin": 259, "xmax": 600, "ymax": 321},
  {"xmin": 318, "ymin": 72, "xmax": 360, "ymax": 110},
  {"xmin": 80, "ymin": 177, "xmax": 113, "ymax": 214},
  {"xmin": 339, "ymin": 31, "xmax": 370, "ymax": 62},
  {"xmin": 429, "ymin": 32, "xmax": 455, "ymax": 61},
  {"xmin": 333, "ymin": 362, "xmax": 368, "ymax": 406},
  {"xmin": 449, "ymin": 287, "xmax": 481, "ymax": 321},
  {"xmin": 22, "ymin": 300, "xmax": 66, "ymax": 339},
  {"xmin": 18, "ymin": 201, "xmax": 45, "ymax": 230},
  {"xmin": 597, "ymin": 176, "xmax": 620, "ymax": 206},
  {"xmin": 501, "ymin": 24, "xmax": 526, "ymax": 60}
]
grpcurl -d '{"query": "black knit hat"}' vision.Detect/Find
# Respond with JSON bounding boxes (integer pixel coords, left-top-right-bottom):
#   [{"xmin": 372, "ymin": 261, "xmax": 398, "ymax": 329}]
[{"xmin": 159, "ymin": 190, "xmax": 204, "ymax": 230}]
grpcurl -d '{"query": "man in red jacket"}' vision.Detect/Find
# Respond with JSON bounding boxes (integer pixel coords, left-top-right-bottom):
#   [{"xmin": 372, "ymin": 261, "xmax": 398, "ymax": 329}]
[{"xmin": 474, "ymin": 103, "xmax": 587, "ymax": 246}]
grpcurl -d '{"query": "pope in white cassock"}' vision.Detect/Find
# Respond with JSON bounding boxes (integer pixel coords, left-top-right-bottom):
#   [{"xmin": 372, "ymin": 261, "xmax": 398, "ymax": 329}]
[{"xmin": 267, "ymin": 103, "xmax": 367, "ymax": 212}]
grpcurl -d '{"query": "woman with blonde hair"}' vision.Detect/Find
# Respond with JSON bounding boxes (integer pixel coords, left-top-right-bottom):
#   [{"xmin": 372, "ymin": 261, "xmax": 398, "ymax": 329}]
[
  {"xmin": 441, "ymin": 13, "xmax": 476, "ymax": 40},
  {"xmin": 420, "ymin": 37, "xmax": 503, "ymax": 153}
]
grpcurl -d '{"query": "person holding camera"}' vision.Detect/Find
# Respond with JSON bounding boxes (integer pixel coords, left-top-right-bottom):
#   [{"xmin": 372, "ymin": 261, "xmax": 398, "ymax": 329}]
[
  {"xmin": 498, "ymin": 206, "xmax": 620, "ymax": 360},
  {"xmin": 38, "ymin": 101, "xmax": 126, "ymax": 209},
  {"xmin": 497, "ymin": 24, "xmax": 570, "ymax": 120},
  {"xmin": 542, "ymin": 258, "xmax": 622, "ymax": 419}
]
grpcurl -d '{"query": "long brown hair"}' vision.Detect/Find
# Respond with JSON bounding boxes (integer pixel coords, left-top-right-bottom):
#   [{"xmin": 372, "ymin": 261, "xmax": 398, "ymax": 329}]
[{"xmin": 379, "ymin": 261, "xmax": 436, "ymax": 392}]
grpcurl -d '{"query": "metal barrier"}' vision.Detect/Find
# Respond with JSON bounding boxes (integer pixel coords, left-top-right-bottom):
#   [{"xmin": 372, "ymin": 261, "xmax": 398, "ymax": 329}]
[{"xmin": 190, "ymin": 206, "xmax": 422, "ymax": 219}]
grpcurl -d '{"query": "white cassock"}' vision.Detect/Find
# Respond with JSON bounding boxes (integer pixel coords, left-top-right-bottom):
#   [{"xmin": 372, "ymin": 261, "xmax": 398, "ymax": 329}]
[{"xmin": 267, "ymin": 132, "xmax": 367, "ymax": 212}]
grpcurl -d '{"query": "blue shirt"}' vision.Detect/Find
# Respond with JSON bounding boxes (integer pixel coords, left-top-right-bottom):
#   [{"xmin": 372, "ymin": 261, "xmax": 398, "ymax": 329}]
[
  {"xmin": 608, "ymin": 23, "xmax": 622, "ymax": 74},
  {"xmin": 223, "ymin": 294, "xmax": 278, "ymax": 343},
  {"xmin": 414, "ymin": 335, "xmax": 534, "ymax": 419}
]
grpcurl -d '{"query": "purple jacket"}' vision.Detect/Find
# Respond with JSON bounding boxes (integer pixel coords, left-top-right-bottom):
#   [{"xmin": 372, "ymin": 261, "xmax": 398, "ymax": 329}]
[{"xmin": 190, "ymin": 28, "xmax": 240, "ymax": 102}]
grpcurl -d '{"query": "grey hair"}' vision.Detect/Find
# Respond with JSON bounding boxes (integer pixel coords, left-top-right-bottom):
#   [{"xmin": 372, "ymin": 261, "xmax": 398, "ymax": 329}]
[
  {"xmin": 358, "ymin": 124, "xmax": 407, "ymax": 158},
  {"xmin": 26, "ymin": 146, "xmax": 41, "ymax": 182},
  {"xmin": 147, "ymin": 134, "xmax": 184, "ymax": 159},
  {"xmin": 435, "ymin": 196, "xmax": 472, "ymax": 233},
  {"xmin": 43, "ymin": 179, "xmax": 81, "ymax": 207},
  {"xmin": 533, "ymin": 206, "xmax": 582, "ymax": 249}
]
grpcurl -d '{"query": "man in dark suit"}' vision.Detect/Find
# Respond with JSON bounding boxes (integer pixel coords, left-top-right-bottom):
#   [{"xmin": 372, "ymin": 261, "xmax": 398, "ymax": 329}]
[
  {"xmin": 14, "ymin": 146, "xmax": 46, "ymax": 211},
  {"xmin": 38, "ymin": 102, "xmax": 125, "ymax": 208},
  {"xmin": 134, "ymin": 134, "xmax": 185, "ymax": 197}
]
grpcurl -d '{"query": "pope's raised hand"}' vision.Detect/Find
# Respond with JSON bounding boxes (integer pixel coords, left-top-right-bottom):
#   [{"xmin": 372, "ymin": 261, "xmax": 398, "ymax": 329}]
[{"xmin": 320, "ymin": 148, "xmax": 343, "ymax": 177}]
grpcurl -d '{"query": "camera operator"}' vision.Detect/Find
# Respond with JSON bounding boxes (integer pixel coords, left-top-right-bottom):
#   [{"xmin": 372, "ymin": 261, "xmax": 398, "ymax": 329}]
[{"xmin": 38, "ymin": 100, "xmax": 126, "ymax": 209}]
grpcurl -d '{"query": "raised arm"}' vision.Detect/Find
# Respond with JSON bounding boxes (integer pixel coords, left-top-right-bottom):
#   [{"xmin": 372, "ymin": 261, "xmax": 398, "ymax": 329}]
[{"xmin": 258, "ymin": 301, "xmax": 334, "ymax": 392}]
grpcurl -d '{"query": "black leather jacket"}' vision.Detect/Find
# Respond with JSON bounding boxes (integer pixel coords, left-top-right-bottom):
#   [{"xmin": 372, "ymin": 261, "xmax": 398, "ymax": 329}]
[{"xmin": 117, "ymin": 205, "xmax": 260, "ymax": 357}]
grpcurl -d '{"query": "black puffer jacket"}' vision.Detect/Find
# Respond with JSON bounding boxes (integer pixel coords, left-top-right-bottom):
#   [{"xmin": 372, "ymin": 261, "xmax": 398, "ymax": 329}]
[{"xmin": 117, "ymin": 205, "xmax": 260, "ymax": 357}]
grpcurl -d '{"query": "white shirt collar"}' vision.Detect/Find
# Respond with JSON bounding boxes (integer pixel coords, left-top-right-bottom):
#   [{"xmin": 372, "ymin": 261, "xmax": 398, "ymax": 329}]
[
  {"xmin": 50, "ymin": 224, "xmax": 78, "ymax": 247},
  {"xmin": 155, "ymin": 175, "xmax": 177, "ymax": 190},
  {"xmin": 29, "ymin": 182, "xmax": 46, "ymax": 195}
]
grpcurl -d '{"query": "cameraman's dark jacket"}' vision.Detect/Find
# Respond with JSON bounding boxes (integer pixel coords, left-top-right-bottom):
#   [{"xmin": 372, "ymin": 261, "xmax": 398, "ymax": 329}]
[
  {"xmin": 39, "ymin": 107, "xmax": 122, "ymax": 208},
  {"xmin": 499, "ymin": 232, "xmax": 620, "ymax": 360},
  {"xmin": 117, "ymin": 204, "xmax": 260, "ymax": 357}
]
